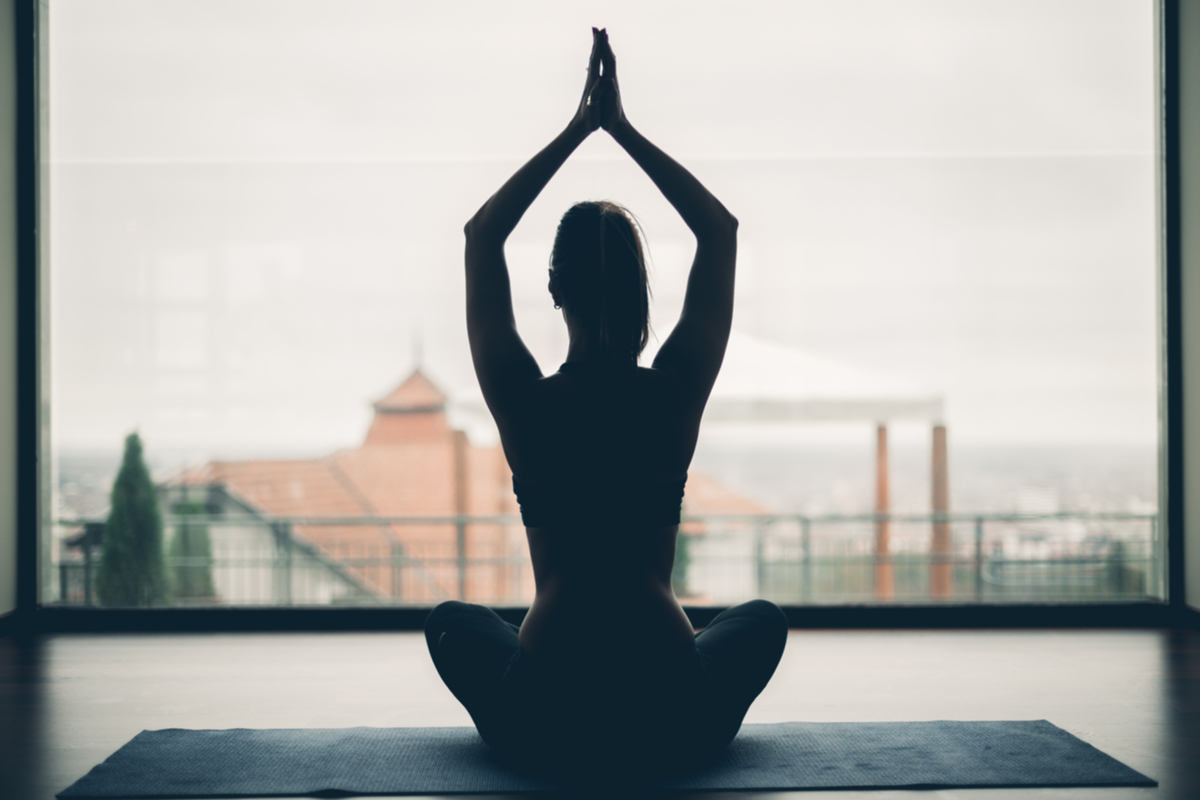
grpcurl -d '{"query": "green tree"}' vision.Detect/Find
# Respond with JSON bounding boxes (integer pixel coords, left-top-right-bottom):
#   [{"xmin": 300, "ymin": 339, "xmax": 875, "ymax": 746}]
[
  {"xmin": 168, "ymin": 501, "xmax": 216, "ymax": 600},
  {"xmin": 95, "ymin": 433, "xmax": 171, "ymax": 606}
]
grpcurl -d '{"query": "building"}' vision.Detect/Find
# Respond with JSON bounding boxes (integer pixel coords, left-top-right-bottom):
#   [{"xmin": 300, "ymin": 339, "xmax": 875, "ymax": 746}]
[
  {"xmin": 164, "ymin": 369, "xmax": 523, "ymax": 605},
  {"xmin": 163, "ymin": 368, "xmax": 763, "ymax": 606}
]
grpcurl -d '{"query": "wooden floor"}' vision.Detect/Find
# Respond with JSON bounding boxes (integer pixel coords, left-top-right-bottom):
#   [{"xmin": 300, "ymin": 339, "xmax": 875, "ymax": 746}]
[{"xmin": 2, "ymin": 628, "xmax": 1199, "ymax": 799}]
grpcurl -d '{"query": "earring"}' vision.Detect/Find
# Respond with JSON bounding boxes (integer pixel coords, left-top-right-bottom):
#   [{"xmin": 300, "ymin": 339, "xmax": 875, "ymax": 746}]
[{"xmin": 554, "ymin": 303, "xmax": 562, "ymax": 310}]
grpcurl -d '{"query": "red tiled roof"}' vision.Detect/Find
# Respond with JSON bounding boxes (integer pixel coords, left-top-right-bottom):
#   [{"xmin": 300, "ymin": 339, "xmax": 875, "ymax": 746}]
[
  {"xmin": 169, "ymin": 412, "xmax": 522, "ymax": 600},
  {"xmin": 373, "ymin": 369, "xmax": 446, "ymax": 413},
  {"xmin": 189, "ymin": 459, "xmax": 369, "ymax": 517},
  {"xmin": 332, "ymin": 445, "xmax": 456, "ymax": 516}
]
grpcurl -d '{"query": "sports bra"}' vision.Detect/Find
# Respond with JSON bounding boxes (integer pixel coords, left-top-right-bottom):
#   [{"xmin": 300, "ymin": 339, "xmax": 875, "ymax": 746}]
[
  {"xmin": 512, "ymin": 474, "xmax": 686, "ymax": 528},
  {"xmin": 511, "ymin": 360, "xmax": 686, "ymax": 528},
  {"xmin": 511, "ymin": 474, "xmax": 691, "ymax": 532}
]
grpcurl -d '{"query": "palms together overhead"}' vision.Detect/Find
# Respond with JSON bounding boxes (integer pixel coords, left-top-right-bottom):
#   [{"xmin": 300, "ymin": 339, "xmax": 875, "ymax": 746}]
[{"xmin": 576, "ymin": 28, "xmax": 627, "ymax": 135}]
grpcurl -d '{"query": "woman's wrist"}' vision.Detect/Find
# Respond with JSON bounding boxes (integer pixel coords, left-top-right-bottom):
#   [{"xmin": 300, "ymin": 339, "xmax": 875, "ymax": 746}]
[
  {"xmin": 564, "ymin": 117, "xmax": 595, "ymax": 143},
  {"xmin": 607, "ymin": 118, "xmax": 636, "ymax": 146}
]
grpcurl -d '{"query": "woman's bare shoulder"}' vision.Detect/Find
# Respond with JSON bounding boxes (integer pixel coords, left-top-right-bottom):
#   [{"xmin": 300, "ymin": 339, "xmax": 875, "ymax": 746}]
[{"xmin": 512, "ymin": 364, "xmax": 687, "ymax": 408}]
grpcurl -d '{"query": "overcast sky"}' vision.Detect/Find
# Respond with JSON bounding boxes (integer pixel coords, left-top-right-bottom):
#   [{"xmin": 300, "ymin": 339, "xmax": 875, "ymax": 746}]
[{"xmin": 49, "ymin": 0, "xmax": 1157, "ymax": 455}]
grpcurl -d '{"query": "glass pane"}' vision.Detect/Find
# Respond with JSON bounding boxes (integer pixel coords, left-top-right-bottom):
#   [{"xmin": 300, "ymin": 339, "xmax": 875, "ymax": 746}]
[{"xmin": 45, "ymin": 0, "xmax": 1160, "ymax": 606}]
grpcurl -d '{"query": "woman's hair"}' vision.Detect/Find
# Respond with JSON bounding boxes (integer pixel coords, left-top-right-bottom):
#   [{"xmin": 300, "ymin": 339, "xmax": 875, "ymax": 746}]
[{"xmin": 550, "ymin": 201, "xmax": 651, "ymax": 363}]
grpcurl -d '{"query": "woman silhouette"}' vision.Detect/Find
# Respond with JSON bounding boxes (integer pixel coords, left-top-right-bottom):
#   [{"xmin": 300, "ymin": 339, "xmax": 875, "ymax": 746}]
[{"xmin": 425, "ymin": 29, "xmax": 787, "ymax": 785}]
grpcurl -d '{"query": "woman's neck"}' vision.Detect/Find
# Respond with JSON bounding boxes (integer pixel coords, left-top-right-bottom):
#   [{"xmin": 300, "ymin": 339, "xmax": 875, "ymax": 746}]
[
  {"xmin": 564, "ymin": 338, "xmax": 637, "ymax": 368},
  {"xmin": 565, "ymin": 335, "xmax": 603, "ymax": 364}
]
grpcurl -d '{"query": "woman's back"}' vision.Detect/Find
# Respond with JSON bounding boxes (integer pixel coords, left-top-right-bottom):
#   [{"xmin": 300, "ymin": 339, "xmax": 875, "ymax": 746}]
[
  {"xmin": 503, "ymin": 362, "xmax": 700, "ymax": 656},
  {"xmin": 504, "ymin": 363, "xmax": 694, "ymax": 489}
]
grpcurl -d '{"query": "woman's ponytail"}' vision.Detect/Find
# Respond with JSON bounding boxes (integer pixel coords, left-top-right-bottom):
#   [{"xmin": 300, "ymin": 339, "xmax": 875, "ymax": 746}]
[{"xmin": 551, "ymin": 201, "xmax": 650, "ymax": 364}]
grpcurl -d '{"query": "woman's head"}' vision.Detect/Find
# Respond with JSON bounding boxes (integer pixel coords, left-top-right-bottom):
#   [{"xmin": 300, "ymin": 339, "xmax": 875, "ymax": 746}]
[{"xmin": 549, "ymin": 201, "xmax": 650, "ymax": 363}]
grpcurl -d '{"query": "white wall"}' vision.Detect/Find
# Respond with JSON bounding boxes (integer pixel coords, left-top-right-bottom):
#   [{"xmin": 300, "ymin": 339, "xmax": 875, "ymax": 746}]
[
  {"xmin": 0, "ymin": 0, "xmax": 18, "ymax": 619},
  {"xmin": 1184, "ymin": 0, "xmax": 1200, "ymax": 613}
]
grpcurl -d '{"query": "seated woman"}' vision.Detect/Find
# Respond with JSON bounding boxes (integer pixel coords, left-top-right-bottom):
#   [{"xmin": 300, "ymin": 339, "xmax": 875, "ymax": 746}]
[{"xmin": 425, "ymin": 29, "xmax": 788, "ymax": 785}]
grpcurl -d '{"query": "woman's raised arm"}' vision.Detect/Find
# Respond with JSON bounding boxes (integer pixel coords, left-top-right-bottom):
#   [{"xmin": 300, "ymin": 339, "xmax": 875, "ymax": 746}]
[
  {"xmin": 464, "ymin": 30, "xmax": 605, "ymax": 410},
  {"xmin": 596, "ymin": 32, "xmax": 738, "ymax": 397}
]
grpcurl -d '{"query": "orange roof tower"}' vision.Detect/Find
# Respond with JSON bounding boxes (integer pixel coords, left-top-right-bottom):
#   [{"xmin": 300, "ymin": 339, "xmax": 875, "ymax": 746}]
[{"xmin": 364, "ymin": 369, "xmax": 451, "ymax": 445}]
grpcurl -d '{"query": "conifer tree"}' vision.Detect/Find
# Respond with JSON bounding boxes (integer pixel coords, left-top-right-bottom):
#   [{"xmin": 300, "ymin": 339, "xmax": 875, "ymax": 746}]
[
  {"xmin": 95, "ymin": 432, "xmax": 171, "ymax": 606},
  {"xmin": 169, "ymin": 501, "xmax": 216, "ymax": 599}
]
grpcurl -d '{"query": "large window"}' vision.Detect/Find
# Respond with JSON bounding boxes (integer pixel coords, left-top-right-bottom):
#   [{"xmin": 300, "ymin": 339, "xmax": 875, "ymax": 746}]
[{"xmin": 45, "ymin": 0, "xmax": 1162, "ymax": 607}]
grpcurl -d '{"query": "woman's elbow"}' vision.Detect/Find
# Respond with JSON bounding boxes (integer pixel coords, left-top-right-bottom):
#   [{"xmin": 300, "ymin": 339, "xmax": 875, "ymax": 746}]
[
  {"xmin": 713, "ymin": 202, "xmax": 738, "ymax": 239},
  {"xmin": 718, "ymin": 199, "xmax": 739, "ymax": 232},
  {"xmin": 700, "ymin": 209, "xmax": 738, "ymax": 245},
  {"xmin": 463, "ymin": 215, "xmax": 502, "ymax": 247}
]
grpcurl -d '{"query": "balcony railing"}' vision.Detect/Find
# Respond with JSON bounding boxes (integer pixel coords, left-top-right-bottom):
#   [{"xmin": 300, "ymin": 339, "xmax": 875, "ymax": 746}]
[{"xmin": 51, "ymin": 511, "xmax": 1159, "ymax": 607}]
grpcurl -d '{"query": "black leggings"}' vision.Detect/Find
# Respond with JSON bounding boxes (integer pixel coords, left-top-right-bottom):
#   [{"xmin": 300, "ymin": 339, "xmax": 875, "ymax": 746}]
[{"xmin": 424, "ymin": 599, "xmax": 788, "ymax": 784}]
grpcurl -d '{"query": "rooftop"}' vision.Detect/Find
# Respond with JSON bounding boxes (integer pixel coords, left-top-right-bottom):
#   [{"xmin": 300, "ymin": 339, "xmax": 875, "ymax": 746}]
[{"xmin": 372, "ymin": 369, "xmax": 447, "ymax": 414}]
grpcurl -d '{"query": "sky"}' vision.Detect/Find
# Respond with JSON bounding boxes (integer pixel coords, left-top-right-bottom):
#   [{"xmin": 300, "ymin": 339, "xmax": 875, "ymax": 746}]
[{"xmin": 48, "ymin": 0, "xmax": 1158, "ymax": 456}]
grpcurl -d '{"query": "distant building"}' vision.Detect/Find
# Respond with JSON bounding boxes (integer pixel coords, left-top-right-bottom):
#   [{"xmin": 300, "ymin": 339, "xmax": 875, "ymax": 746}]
[
  {"xmin": 163, "ymin": 368, "xmax": 764, "ymax": 606},
  {"xmin": 165, "ymin": 369, "xmax": 521, "ymax": 605}
]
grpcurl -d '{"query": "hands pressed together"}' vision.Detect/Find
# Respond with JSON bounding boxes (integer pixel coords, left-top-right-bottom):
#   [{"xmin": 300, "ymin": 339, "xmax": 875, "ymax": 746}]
[
  {"xmin": 574, "ymin": 28, "xmax": 627, "ymax": 136},
  {"xmin": 466, "ymin": 23, "xmax": 736, "ymax": 408}
]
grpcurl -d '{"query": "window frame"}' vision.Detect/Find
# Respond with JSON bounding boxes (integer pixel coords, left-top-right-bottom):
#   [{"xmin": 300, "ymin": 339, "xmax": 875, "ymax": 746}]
[{"xmin": 11, "ymin": 0, "xmax": 1194, "ymax": 634}]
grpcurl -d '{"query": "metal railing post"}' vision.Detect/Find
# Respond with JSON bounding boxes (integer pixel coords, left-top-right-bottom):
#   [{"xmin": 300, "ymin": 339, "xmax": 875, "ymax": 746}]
[
  {"xmin": 274, "ymin": 522, "xmax": 293, "ymax": 606},
  {"xmin": 83, "ymin": 521, "xmax": 101, "ymax": 607},
  {"xmin": 286, "ymin": 524, "xmax": 293, "ymax": 605},
  {"xmin": 755, "ymin": 525, "xmax": 766, "ymax": 598},
  {"xmin": 1111, "ymin": 539, "xmax": 1127, "ymax": 596},
  {"xmin": 453, "ymin": 430, "xmax": 469, "ymax": 601},
  {"xmin": 974, "ymin": 516, "xmax": 984, "ymax": 602},
  {"xmin": 1150, "ymin": 515, "xmax": 1160, "ymax": 598},
  {"xmin": 391, "ymin": 542, "xmax": 404, "ymax": 599},
  {"xmin": 83, "ymin": 538, "xmax": 93, "ymax": 606},
  {"xmin": 801, "ymin": 517, "xmax": 812, "ymax": 603},
  {"xmin": 456, "ymin": 517, "xmax": 467, "ymax": 600}
]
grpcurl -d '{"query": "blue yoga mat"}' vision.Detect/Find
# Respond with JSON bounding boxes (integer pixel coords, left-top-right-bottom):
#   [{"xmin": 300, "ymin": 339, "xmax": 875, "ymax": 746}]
[{"xmin": 58, "ymin": 720, "xmax": 1154, "ymax": 797}]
